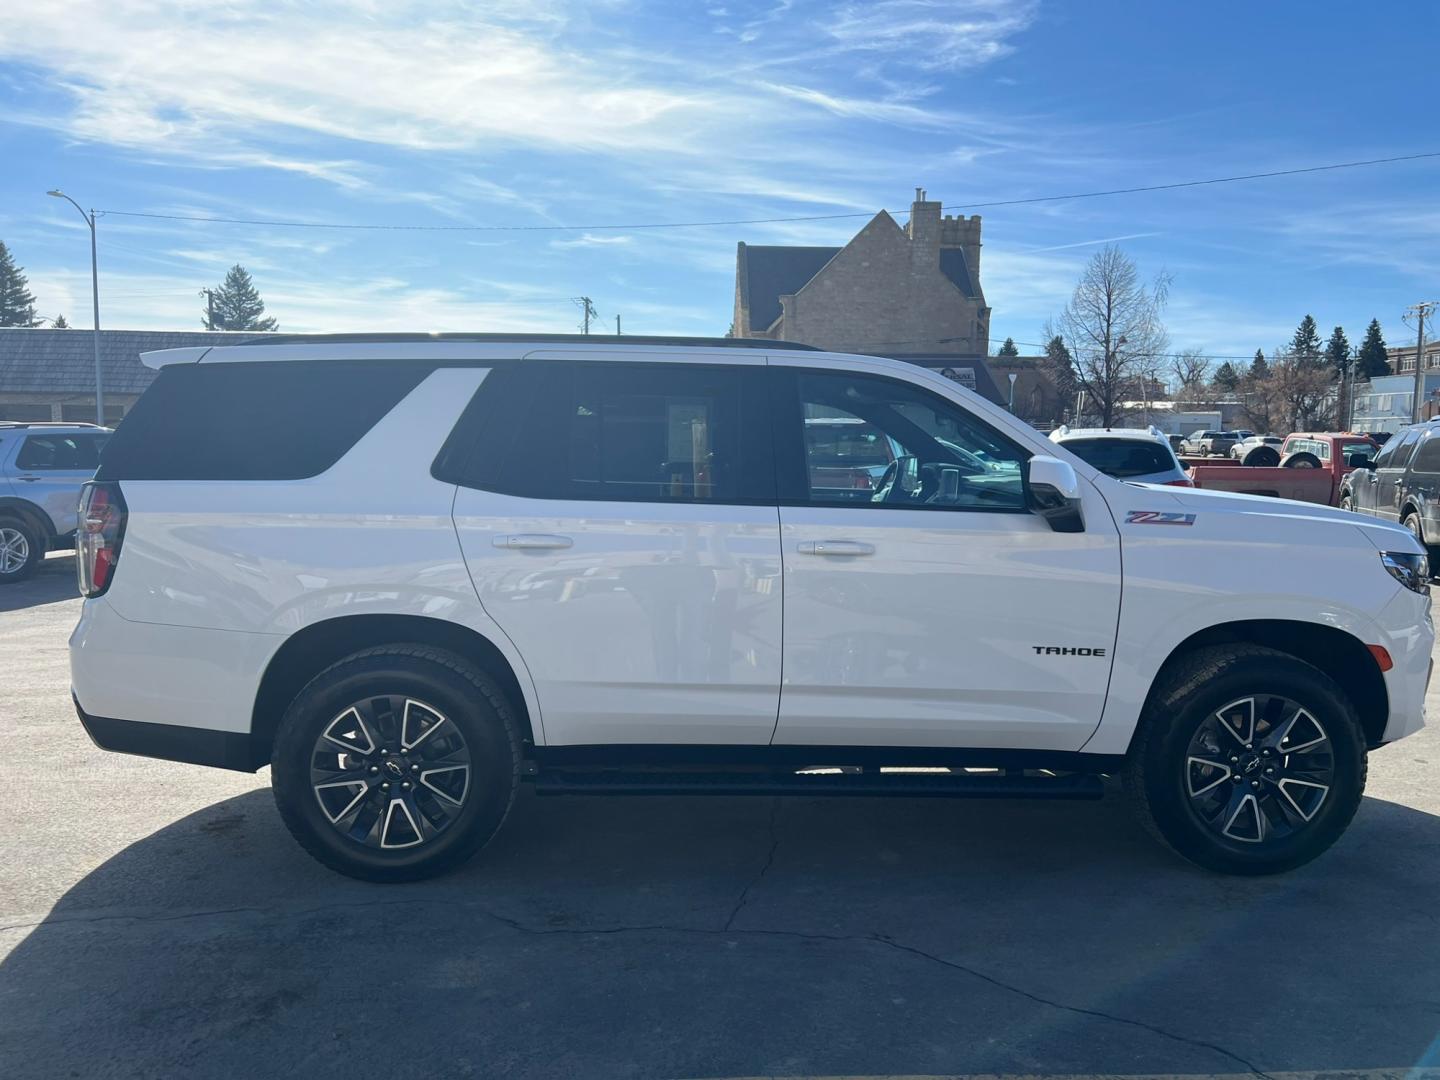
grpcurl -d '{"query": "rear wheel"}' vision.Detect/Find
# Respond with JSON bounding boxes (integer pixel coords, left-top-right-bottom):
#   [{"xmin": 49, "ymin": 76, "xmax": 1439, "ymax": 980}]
[
  {"xmin": 271, "ymin": 645, "xmax": 522, "ymax": 882},
  {"xmin": 0, "ymin": 519, "xmax": 42, "ymax": 584},
  {"xmin": 1282, "ymin": 451, "xmax": 1322, "ymax": 469},
  {"xmin": 1242, "ymin": 445, "xmax": 1281, "ymax": 467},
  {"xmin": 1125, "ymin": 645, "xmax": 1366, "ymax": 874},
  {"xmin": 1403, "ymin": 512, "xmax": 1424, "ymax": 544}
]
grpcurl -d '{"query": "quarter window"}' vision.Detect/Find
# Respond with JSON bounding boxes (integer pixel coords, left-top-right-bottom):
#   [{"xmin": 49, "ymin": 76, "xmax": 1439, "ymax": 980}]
[
  {"xmin": 1410, "ymin": 435, "xmax": 1440, "ymax": 472},
  {"xmin": 780, "ymin": 369, "xmax": 1027, "ymax": 510}
]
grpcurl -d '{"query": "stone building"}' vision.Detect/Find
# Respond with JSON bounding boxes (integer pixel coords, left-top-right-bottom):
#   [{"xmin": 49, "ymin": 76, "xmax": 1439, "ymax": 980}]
[{"xmin": 733, "ymin": 189, "xmax": 990, "ymax": 356}]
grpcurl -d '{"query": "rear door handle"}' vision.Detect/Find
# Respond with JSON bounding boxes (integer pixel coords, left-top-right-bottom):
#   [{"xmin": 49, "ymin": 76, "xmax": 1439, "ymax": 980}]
[
  {"xmin": 15, "ymin": 475, "xmax": 39, "ymax": 483},
  {"xmin": 493, "ymin": 534, "xmax": 574, "ymax": 550},
  {"xmin": 797, "ymin": 540, "xmax": 875, "ymax": 557}
]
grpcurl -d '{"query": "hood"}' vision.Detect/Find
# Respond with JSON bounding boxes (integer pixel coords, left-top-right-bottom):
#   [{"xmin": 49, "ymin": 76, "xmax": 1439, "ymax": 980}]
[{"xmin": 1121, "ymin": 482, "xmax": 1421, "ymax": 553}]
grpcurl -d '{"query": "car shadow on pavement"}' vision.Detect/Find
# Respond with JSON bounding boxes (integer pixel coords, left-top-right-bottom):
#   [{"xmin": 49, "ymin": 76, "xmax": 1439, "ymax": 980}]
[
  {"xmin": 0, "ymin": 554, "xmax": 76, "ymax": 612},
  {"xmin": 3, "ymin": 785, "xmax": 1440, "ymax": 1079}
]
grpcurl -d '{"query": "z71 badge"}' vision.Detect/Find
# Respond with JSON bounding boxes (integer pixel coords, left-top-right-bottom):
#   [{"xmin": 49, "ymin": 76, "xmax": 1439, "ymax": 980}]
[{"xmin": 1125, "ymin": 510, "xmax": 1197, "ymax": 526}]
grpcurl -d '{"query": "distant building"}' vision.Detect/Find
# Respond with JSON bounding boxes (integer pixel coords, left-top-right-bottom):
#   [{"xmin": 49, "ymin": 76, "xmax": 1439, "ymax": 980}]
[
  {"xmin": 0, "ymin": 329, "xmax": 266, "ymax": 423},
  {"xmin": 734, "ymin": 188, "xmax": 990, "ymax": 356},
  {"xmin": 1387, "ymin": 340, "xmax": 1440, "ymax": 375},
  {"xmin": 1352, "ymin": 372, "xmax": 1440, "ymax": 433}
]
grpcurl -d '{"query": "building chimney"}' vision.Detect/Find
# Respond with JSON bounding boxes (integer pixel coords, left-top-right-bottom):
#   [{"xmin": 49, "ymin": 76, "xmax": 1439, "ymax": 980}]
[{"xmin": 907, "ymin": 187, "xmax": 942, "ymax": 262}]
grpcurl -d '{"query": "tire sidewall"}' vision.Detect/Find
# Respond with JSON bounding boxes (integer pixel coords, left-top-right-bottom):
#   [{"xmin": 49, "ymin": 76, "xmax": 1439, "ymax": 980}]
[
  {"xmin": 1137, "ymin": 655, "xmax": 1366, "ymax": 873},
  {"xmin": 272, "ymin": 652, "xmax": 517, "ymax": 881},
  {"xmin": 0, "ymin": 518, "xmax": 42, "ymax": 584}
]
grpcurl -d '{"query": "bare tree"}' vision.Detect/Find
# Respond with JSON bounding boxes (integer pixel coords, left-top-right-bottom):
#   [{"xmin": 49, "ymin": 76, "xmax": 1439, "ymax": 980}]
[
  {"xmin": 1271, "ymin": 349, "xmax": 1338, "ymax": 430},
  {"xmin": 1169, "ymin": 349, "xmax": 1211, "ymax": 403},
  {"xmin": 1052, "ymin": 246, "xmax": 1170, "ymax": 426}
]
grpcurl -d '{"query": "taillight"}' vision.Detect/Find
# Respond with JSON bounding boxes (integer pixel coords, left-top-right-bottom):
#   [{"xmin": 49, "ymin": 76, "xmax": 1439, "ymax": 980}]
[
  {"xmin": 77, "ymin": 482, "xmax": 127, "ymax": 597},
  {"xmin": 1165, "ymin": 478, "xmax": 1194, "ymax": 487}
]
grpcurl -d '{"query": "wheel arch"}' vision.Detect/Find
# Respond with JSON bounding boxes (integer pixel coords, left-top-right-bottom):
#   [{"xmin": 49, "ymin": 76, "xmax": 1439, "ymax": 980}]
[
  {"xmin": 249, "ymin": 614, "xmax": 536, "ymax": 769},
  {"xmin": 1400, "ymin": 500, "xmax": 1425, "ymax": 539},
  {"xmin": 0, "ymin": 496, "xmax": 53, "ymax": 540},
  {"xmin": 1134, "ymin": 619, "xmax": 1389, "ymax": 751}
]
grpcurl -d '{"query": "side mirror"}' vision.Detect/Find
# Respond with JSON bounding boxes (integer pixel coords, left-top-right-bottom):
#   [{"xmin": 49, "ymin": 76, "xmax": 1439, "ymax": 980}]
[{"xmin": 1026, "ymin": 455, "xmax": 1085, "ymax": 533}]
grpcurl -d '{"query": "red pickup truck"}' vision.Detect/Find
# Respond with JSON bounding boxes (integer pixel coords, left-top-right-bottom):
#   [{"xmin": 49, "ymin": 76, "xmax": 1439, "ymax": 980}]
[{"xmin": 1183, "ymin": 432, "xmax": 1379, "ymax": 506}]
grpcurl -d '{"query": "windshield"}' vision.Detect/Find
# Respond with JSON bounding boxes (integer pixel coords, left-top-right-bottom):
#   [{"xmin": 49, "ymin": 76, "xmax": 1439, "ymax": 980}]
[{"xmin": 1062, "ymin": 438, "xmax": 1176, "ymax": 477}]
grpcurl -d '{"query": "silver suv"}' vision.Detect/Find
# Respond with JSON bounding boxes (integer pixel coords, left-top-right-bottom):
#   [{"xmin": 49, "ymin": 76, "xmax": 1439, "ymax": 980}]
[{"xmin": 0, "ymin": 422, "xmax": 111, "ymax": 583}]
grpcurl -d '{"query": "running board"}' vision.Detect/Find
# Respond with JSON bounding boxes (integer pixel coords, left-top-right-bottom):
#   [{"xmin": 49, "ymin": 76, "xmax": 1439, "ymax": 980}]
[{"xmin": 528, "ymin": 770, "xmax": 1105, "ymax": 800}]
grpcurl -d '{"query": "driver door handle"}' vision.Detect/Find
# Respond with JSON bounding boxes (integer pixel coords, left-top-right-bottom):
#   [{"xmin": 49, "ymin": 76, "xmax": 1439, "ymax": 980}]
[
  {"xmin": 797, "ymin": 540, "xmax": 875, "ymax": 557},
  {"xmin": 493, "ymin": 534, "xmax": 574, "ymax": 550}
]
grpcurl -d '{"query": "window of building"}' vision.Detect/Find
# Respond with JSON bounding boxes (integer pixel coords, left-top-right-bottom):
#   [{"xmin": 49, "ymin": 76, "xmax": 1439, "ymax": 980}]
[{"xmin": 0, "ymin": 405, "xmax": 54, "ymax": 422}]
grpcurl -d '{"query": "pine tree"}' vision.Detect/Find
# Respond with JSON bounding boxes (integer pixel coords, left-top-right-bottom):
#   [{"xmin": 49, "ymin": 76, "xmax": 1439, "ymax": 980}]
[
  {"xmin": 997, "ymin": 337, "xmax": 1019, "ymax": 356},
  {"xmin": 51, "ymin": 313, "xmax": 69, "ymax": 328},
  {"xmin": 1212, "ymin": 360, "xmax": 1240, "ymax": 391},
  {"xmin": 1290, "ymin": 315, "xmax": 1322, "ymax": 366},
  {"xmin": 202, "ymin": 265, "xmax": 278, "ymax": 331},
  {"xmin": 0, "ymin": 241, "xmax": 41, "ymax": 327},
  {"xmin": 1324, "ymin": 325, "xmax": 1350, "ymax": 376},
  {"xmin": 1355, "ymin": 318, "xmax": 1391, "ymax": 379},
  {"xmin": 1248, "ymin": 349, "xmax": 1269, "ymax": 381}
]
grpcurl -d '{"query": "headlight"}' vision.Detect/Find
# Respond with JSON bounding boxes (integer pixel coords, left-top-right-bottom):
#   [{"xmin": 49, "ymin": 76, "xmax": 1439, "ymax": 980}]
[{"xmin": 1381, "ymin": 551, "xmax": 1430, "ymax": 595}]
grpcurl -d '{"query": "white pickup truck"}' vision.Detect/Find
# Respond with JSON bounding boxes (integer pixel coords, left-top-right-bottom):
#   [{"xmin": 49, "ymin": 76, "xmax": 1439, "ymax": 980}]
[{"xmin": 69, "ymin": 335, "xmax": 1433, "ymax": 881}]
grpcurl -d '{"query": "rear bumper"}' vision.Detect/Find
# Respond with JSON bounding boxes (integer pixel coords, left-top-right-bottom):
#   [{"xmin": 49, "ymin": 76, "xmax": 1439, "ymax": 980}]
[{"xmin": 74, "ymin": 695, "xmax": 261, "ymax": 772}]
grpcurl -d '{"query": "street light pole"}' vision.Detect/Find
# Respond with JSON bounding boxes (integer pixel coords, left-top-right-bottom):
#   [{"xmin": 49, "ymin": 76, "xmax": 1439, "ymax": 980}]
[{"xmin": 47, "ymin": 190, "xmax": 103, "ymax": 426}]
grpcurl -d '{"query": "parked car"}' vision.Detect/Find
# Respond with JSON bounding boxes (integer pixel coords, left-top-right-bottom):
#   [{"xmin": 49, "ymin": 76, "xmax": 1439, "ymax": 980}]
[
  {"xmin": 0, "ymin": 422, "xmax": 112, "ymax": 583},
  {"xmin": 1230, "ymin": 435, "xmax": 1285, "ymax": 464},
  {"xmin": 1049, "ymin": 425, "xmax": 1190, "ymax": 486},
  {"xmin": 1340, "ymin": 419, "xmax": 1440, "ymax": 549},
  {"xmin": 70, "ymin": 335, "xmax": 1431, "ymax": 881},
  {"xmin": 1179, "ymin": 429, "xmax": 1239, "ymax": 456},
  {"xmin": 1187, "ymin": 432, "xmax": 1380, "ymax": 506}
]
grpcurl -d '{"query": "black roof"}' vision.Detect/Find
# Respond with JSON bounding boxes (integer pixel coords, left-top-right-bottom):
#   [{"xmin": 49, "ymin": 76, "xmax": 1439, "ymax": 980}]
[
  {"xmin": 738, "ymin": 240, "xmax": 980, "ymax": 333},
  {"xmin": 238, "ymin": 333, "xmax": 817, "ymax": 351},
  {"xmin": 0, "ymin": 328, "xmax": 266, "ymax": 395}
]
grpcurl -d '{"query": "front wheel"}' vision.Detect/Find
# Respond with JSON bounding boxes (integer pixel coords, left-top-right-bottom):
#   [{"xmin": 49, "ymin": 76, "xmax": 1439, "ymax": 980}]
[
  {"xmin": 271, "ymin": 645, "xmax": 522, "ymax": 882},
  {"xmin": 1125, "ymin": 645, "xmax": 1366, "ymax": 874}
]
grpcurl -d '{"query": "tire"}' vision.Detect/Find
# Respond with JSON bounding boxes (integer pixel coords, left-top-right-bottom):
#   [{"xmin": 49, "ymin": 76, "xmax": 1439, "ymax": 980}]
[
  {"xmin": 1242, "ymin": 445, "xmax": 1281, "ymax": 467},
  {"xmin": 1403, "ymin": 512, "xmax": 1424, "ymax": 545},
  {"xmin": 1339, "ymin": 495, "xmax": 1353, "ymax": 512},
  {"xmin": 0, "ymin": 517, "xmax": 43, "ymax": 584},
  {"xmin": 1282, "ymin": 451, "xmax": 1322, "ymax": 469},
  {"xmin": 1124, "ymin": 644, "xmax": 1366, "ymax": 875},
  {"xmin": 271, "ymin": 644, "xmax": 522, "ymax": 882}
]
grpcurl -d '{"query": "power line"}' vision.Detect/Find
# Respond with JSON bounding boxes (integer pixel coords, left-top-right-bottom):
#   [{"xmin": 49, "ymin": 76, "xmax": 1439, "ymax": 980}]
[{"xmin": 91, "ymin": 151, "xmax": 1440, "ymax": 234}]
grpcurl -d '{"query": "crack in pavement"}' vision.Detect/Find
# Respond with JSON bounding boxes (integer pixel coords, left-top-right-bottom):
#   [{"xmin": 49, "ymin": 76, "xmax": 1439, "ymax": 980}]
[
  {"xmin": 3, "ymin": 888, "xmax": 1272, "ymax": 1079},
  {"xmin": 724, "ymin": 798, "xmax": 782, "ymax": 931}
]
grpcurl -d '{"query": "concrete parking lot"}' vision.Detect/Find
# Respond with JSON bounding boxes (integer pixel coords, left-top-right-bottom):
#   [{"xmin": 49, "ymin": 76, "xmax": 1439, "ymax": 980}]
[{"xmin": 2, "ymin": 553, "xmax": 1440, "ymax": 1080}]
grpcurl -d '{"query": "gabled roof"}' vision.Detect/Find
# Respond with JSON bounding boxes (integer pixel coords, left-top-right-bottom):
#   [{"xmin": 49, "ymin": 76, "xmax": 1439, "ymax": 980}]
[
  {"xmin": 0, "ymin": 329, "xmax": 267, "ymax": 395},
  {"xmin": 738, "ymin": 230, "xmax": 980, "ymax": 333},
  {"xmin": 737, "ymin": 244, "xmax": 841, "ymax": 332}
]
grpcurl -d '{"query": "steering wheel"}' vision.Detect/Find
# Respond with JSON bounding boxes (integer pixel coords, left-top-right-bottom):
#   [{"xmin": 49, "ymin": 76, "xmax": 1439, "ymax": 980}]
[{"xmin": 871, "ymin": 460, "xmax": 901, "ymax": 503}]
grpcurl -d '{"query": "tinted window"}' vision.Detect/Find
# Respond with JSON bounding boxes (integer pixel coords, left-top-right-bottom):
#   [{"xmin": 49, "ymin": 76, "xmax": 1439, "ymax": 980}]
[
  {"xmin": 1411, "ymin": 435, "xmax": 1440, "ymax": 472},
  {"xmin": 97, "ymin": 361, "xmax": 431, "ymax": 481},
  {"xmin": 16, "ymin": 434, "xmax": 106, "ymax": 470},
  {"xmin": 1386, "ymin": 428, "xmax": 1423, "ymax": 469},
  {"xmin": 781, "ymin": 370, "xmax": 1027, "ymax": 510},
  {"xmin": 1062, "ymin": 438, "xmax": 1175, "ymax": 478},
  {"xmin": 472, "ymin": 361, "xmax": 773, "ymax": 504}
]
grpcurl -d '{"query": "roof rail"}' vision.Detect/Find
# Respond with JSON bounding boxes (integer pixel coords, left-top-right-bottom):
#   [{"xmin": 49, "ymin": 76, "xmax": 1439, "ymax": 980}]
[
  {"xmin": 0, "ymin": 420, "xmax": 102, "ymax": 429},
  {"xmin": 234, "ymin": 332, "xmax": 820, "ymax": 351}
]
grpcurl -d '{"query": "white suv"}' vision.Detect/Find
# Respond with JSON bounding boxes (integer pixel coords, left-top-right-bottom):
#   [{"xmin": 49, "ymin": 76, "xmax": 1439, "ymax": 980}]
[{"xmin": 69, "ymin": 335, "xmax": 1433, "ymax": 881}]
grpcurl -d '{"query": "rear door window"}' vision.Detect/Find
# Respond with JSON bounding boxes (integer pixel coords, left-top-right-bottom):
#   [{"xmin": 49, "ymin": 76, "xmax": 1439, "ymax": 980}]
[
  {"xmin": 16, "ymin": 434, "xmax": 104, "ymax": 471},
  {"xmin": 1411, "ymin": 434, "xmax": 1440, "ymax": 473},
  {"xmin": 448, "ymin": 361, "xmax": 775, "ymax": 504}
]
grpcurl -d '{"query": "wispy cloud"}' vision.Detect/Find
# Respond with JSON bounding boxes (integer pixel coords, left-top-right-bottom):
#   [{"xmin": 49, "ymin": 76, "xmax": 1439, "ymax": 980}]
[{"xmin": 550, "ymin": 233, "xmax": 635, "ymax": 249}]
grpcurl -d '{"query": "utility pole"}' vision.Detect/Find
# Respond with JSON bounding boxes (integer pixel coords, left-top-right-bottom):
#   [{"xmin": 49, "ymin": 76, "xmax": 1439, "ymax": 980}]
[
  {"xmin": 200, "ymin": 288, "xmax": 216, "ymax": 329},
  {"xmin": 1409, "ymin": 301, "xmax": 1439, "ymax": 422},
  {"xmin": 615, "ymin": 315, "xmax": 621, "ymax": 336},
  {"xmin": 574, "ymin": 296, "xmax": 597, "ymax": 335}
]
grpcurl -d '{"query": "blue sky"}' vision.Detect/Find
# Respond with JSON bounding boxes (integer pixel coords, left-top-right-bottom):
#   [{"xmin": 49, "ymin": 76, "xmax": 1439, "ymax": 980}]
[{"xmin": 1, "ymin": 0, "xmax": 1437, "ymax": 367}]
